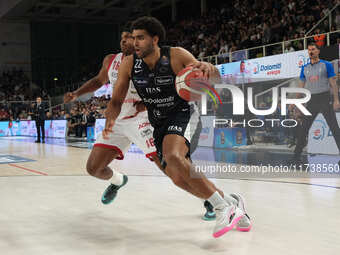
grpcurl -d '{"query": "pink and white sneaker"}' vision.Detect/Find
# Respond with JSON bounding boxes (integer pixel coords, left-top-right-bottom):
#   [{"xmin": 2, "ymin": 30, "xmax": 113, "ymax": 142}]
[
  {"xmin": 230, "ymin": 193, "xmax": 252, "ymax": 232},
  {"xmin": 212, "ymin": 204, "xmax": 244, "ymax": 238}
]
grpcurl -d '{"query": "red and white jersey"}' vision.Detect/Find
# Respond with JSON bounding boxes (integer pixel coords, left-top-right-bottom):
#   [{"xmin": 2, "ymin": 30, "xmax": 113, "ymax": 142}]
[{"xmin": 107, "ymin": 53, "xmax": 142, "ymax": 121}]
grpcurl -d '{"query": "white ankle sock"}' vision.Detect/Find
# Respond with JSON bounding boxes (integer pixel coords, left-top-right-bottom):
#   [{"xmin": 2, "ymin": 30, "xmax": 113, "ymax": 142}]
[
  {"xmin": 207, "ymin": 191, "xmax": 228, "ymax": 208},
  {"xmin": 205, "ymin": 194, "xmax": 238, "ymax": 207},
  {"xmin": 108, "ymin": 170, "xmax": 124, "ymax": 186}
]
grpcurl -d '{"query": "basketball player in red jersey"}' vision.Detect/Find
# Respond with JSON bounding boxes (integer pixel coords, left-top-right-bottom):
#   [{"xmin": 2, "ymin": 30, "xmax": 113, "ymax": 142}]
[{"xmin": 103, "ymin": 17, "xmax": 251, "ymax": 237}]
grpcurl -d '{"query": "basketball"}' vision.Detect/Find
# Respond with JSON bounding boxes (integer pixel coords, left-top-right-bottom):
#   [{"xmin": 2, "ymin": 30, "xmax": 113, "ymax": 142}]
[{"xmin": 175, "ymin": 66, "xmax": 211, "ymax": 101}]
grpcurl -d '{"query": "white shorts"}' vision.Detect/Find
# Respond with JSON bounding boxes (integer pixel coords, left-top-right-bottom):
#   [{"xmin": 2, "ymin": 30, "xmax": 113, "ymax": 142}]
[{"xmin": 94, "ymin": 112, "xmax": 156, "ymax": 161}]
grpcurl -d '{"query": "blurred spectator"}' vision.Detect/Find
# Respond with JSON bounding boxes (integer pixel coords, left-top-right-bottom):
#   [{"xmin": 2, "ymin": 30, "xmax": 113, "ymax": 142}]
[
  {"xmin": 314, "ymin": 28, "xmax": 326, "ymax": 48},
  {"xmin": 263, "ymin": 22, "xmax": 272, "ymax": 44},
  {"xmin": 67, "ymin": 109, "xmax": 78, "ymax": 137},
  {"xmin": 80, "ymin": 108, "xmax": 88, "ymax": 137},
  {"xmin": 0, "ymin": 66, "xmax": 51, "ymax": 119},
  {"xmin": 284, "ymin": 41, "xmax": 295, "ymax": 53},
  {"xmin": 18, "ymin": 110, "xmax": 28, "ymax": 120},
  {"xmin": 0, "ymin": 108, "xmax": 9, "ymax": 120},
  {"xmin": 87, "ymin": 109, "xmax": 96, "ymax": 127},
  {"xmin": 57, "ymin": 110, "xmax": 67, "ymax": 120},
  {"xmin": 163, "ymin": 0, "xmax": 336, "ymax": 62},
  {"xmin": 46, "ymin": 112, "xmax": 53, "ymax": 120},
  {"xmin": 335, "ymin": 10, "xmax": 340, "ymax": 30}
]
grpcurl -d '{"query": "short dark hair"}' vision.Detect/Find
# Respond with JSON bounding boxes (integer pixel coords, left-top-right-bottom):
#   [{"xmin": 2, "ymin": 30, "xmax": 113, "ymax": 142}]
[
  {"xmin": 121, "ymin": 21, "xmax": 132, "ymax": 33},
  {"xmin": 307, "ymin": 42, "xmax": 320, "ymax": 50},
  {"xmin": 131, "ymin": 16, "xmax": 166, "ymax": 42}
]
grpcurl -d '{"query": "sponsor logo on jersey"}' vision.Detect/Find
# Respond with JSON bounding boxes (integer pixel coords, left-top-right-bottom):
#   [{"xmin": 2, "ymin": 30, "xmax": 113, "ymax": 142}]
[
  {"xmin": 140, "ymin": 128, "xmax": 152, "ymax": 137},
  {"xmin": 168, "ymin": 125, "xmax": 182, "ymax": 132},
  {"xmin": 143, "ymin": 96, "xmax": 174, "ymax": 104},
  {"xmin": 138, "ymin": 122, "xmax": 151, "ymax": 129},
  {"xmin": 153, "ymin": 109, "xmax": 162, "ymax": 117},
  {"xmin": 110, "ymin": 72, "xmax": 118, "ymax": 80},
  {"xmin": 155, "ymin": 76, "xmax": 174, "ymax": 85},
  {"xmin": 133, "ymin": 78, "xmax": 148, "ymax": 86},
  {"xmin": 145, "ymin": 87, "xmax": 161, "ymax": 94}
]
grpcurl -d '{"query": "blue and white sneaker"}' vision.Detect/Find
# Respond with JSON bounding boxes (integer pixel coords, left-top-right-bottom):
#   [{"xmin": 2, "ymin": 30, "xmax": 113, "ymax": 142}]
[
  {"xmin": 101, "ymin": 175, "xmax": 128, "ymax": 204},
  {"xmin": 202, "ymin": 200, "xmax": 216, "ymax": 221}
]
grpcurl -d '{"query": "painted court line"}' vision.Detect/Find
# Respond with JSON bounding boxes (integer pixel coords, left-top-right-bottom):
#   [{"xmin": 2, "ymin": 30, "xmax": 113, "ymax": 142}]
[{"xmin": 8, "ymin": 163, "xmax": 48, "ymax": 176}]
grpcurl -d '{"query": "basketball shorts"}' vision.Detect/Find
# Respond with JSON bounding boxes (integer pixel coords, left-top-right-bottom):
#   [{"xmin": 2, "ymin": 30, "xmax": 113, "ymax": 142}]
[
  {"xmin": 94, "ymin": 112, "xmax": 157, "ymax": 160},
  {"xmin": 152, "ymin": 106, "xmax": 202, "ymax": 167}
]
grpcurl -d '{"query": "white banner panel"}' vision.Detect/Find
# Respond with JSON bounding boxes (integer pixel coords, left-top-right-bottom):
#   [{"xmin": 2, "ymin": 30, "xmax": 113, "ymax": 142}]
[
  {"xmin": 44, "ymin": 120, "xmax": 67, "ymax": 138},
  {"xmin": 14, "ymin": 120, "xmax": 36, "ymax": 136},
  {"xmin": 216, "ymin": 50, "xmax": 310, "ymax": 84},
  {"xmin": 1, "ymin": 120, "xmax": 67, "ymax": 138}
]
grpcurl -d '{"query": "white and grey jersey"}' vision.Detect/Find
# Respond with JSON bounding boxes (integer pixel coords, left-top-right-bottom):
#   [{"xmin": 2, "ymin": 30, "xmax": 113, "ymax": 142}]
[{"xmin": 300, "ymin": 60, "xmax": 336, "ymax": 94}]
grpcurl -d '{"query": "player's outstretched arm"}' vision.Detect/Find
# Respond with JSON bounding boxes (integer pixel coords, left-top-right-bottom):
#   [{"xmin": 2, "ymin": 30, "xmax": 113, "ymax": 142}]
[
  {"xmin": 103, "ymin": 55, "xmax": 133, "ymax": 138},
  {"xmin": 63, "ymin": 54, "xmax": 113, "ymax": 103},
  {"xmin": 171, "ymin": 47, "xmax": 221, "ymax": 83}
]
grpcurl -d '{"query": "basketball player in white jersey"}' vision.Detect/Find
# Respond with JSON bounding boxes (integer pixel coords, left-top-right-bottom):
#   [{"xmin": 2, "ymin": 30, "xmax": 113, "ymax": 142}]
[{"xmin": 64, "ymin": 28, "xmax": 157, "ymax": 204}]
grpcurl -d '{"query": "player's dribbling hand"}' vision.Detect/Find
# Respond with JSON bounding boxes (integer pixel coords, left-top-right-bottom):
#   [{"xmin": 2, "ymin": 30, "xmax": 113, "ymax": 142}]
[
  {"xmin": 64, "ymin": 92, "xmax": 77, "ymax": 103},
  {"xmin": 192, "ymin": 61, "xmax": 215, "ymax": 79}
]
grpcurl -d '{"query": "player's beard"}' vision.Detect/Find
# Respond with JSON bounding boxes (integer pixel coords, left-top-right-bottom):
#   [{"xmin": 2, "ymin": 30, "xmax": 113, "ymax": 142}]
[
  {"xmin": 123, "ymin": 47, "xmax": 133, "ymax": 56},
  {"xmin": 139, "ymin": 42, "xmax": 154, "ymax": 58}
]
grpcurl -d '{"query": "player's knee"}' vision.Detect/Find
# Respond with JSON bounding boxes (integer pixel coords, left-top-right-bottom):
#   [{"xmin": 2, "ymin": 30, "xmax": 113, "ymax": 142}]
[
  {"xmin": 86, "ymin": 160, "xmax": 100, "ymax": 177},
  {"xmin": 163, "ymin": 152, "xmax": 184, "ymax": 167}
]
